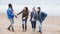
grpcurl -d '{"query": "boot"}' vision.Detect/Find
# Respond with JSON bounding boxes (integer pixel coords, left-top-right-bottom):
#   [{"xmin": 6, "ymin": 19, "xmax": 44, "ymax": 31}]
[
  {"xmin": 25, "ymin": 25, "xmax": 27, "ymax": 31},
  {"xmin": 22, "ymin": 24, "xmax": 24, "ymax": 32},
  {"xmin": 7, "ymin": 26, "xmax": 11, "ymax": 31},
  {"xmin": 12, "ymin": 27, "xmax": 14, "ymax": 32}
]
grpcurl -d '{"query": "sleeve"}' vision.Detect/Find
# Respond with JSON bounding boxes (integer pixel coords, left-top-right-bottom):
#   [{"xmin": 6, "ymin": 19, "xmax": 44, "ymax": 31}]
[
  {"xmin": 30, "ymin": 12, "xmax": 32, "ymax": 21},
  {"xmin": 17, "ymin": 11, "xmax": 23, "ymax": 15},
  {"xmin": 41, "ymin": 12, "xmax": 47, "ymax": 21},
  {"xmin": 8, "ymin": 9, "xmax": 15, "ymax": 16},
  {"xmin": 30, "ymin": 12, "xmax": 33, "ymax": 17},
  {"xmin": 43, "ymin": 12, "xmax": 47, "ymax": 19}
]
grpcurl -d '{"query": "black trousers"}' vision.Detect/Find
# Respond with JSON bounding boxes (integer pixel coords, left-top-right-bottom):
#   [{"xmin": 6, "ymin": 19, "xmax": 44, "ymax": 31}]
[{"xmin": 31, "ymin": 21, "xmax": 36, "ymax": 28}]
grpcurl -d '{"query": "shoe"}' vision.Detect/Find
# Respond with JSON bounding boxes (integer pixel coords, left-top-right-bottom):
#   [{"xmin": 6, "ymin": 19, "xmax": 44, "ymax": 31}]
[
  {"xmin": 25, "ymin": 26, "xmax": 27, "ymax": 31},
  {"xmin": 32, "ymin": 28, "xmax": 35, "ymax": 34},
  {"xmin": 12, "ymin": 29, "xmax": 14, "ymax": 32},
  {"xmin": 39, "ymin": 30, "xmax": 42, "ymax": 34},
  {"xmin": 12, "ymin": 30, "xmax": 14, "ymax": 32},
  {"xmin": 22, "ymin": 30, "xmax": 25, "ymax": 32},
  {"xmin": 12, "ymin": 27, "xmax": 14, "ymax": 32},
  {"xmin": 7, "ymin": 27, "xmax": 11, "ymax": 31}
]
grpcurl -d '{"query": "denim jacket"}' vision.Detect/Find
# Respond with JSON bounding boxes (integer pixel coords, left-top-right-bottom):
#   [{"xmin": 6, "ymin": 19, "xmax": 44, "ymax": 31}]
[
  {"xmin": 38, "ymin": 12, "xmax": 47, "ymax": 22},
  {"xmin": 30, "ymin": 11, "xmax": 37, "ymax": 21},
  {"xmin": 7, "ymin": 8, "xmax": 14, "ymax": 19}
]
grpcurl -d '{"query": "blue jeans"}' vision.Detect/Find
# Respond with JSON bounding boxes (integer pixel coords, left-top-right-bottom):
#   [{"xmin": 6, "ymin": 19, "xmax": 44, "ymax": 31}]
[
  {"xmin": 22, "ymin": 19, "xmax": 27, "ymax": 31},
  {"xmin": 8, "ymin": 19, "xmax": 14, "ymax": 31},
  {"xmin": 9, "ymin": 19, "xmax": 14, "ymax": 28},
  {"xmin": 38, "ymin": 20, "xmax": 42, "ymax": 32}
]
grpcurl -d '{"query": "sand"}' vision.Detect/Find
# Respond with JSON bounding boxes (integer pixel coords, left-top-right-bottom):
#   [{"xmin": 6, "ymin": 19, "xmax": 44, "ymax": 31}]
[{"xmin": 0, "ymin": 13, "xmax": 60, "ymax": 34}]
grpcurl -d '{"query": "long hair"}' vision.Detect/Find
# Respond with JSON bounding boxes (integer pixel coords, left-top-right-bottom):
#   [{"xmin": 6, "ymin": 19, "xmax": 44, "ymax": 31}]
[
  {"xmin": 25, "ymin": 7, "xmax": 28, "ymax": 12},
  {"xmin": 37, "ymin": 7, "xmax": 41, "ymax": 15},
  {"xmin": 37, "ymin": 7, "xmax": 41, "ymax": 12},
  {"xmin": 32, "ymin": 7, "xmax": 36, "ymax": 12}
]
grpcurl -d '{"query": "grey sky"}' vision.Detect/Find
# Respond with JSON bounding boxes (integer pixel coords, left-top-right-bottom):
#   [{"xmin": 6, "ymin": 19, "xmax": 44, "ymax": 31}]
[
  {"xmin": 0, "ymin": 0, "xmax": 60, "ymax": 16},
  {"xmin": 0, "ymin": 0, "xmax": 60, "ymax": 5}
]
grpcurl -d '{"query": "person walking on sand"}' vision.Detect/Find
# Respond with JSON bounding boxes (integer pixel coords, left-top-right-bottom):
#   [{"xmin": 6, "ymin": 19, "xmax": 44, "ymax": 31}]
[
  {"xmin": 36, "ymin": 7, "xmax": 47, "ymax": 33},
  {"xmin": 17, "ymin": 7, "xmax": 29, "ymax": 32},
  {"xmin": 30, "ymin": 7, "xmax": 37, "ymax": 32},
  {"xmin": 7, "ymin": 3, "xmax": 17, "ymax": 32}
]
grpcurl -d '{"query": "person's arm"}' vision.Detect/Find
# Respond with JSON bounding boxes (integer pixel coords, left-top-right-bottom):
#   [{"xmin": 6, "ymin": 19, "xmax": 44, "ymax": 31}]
[
  {"xmin": 17, "ymin": 11, "xmax": 23, "ymax": 15},
  {"xmin": 7, "ymin": 10, "xmax": 15, "ymax": 16},
  {"xmin": 30, "ymin": 12, "xmax": 32, "ymax": 21},
  {"xmin": 41, "ymin": 12, "xmax": 47, "ymax": 21}
]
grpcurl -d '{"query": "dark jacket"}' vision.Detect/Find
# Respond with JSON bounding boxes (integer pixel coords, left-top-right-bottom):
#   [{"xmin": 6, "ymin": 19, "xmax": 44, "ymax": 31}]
[
  {"xmin": 30, "ymin": 11, "xmax": 37, "ymax": 21},
  {"xmin": 38, "ymin": 12, "xmax": 47, "ymax": 22},
  {"xmin": 17, "ymin": 10, "xmax": 29, "ymax": 20}
]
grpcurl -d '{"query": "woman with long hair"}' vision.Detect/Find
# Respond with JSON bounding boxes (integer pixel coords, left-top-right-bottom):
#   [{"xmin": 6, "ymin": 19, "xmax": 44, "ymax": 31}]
[
  {"xmin": 37, "ymin": 7, "xmax": 47, "ymax": 33},
  {"xmin": 17, "ymin": 7, "xmax": 29, "ymax": 32},
  {"xmin": 30, "ymin": 7, "xmax": 37, "ymax": 32}
]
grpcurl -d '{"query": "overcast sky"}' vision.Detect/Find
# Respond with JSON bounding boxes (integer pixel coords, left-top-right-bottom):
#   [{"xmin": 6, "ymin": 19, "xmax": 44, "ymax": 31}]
[
  {"xmin": 0, "ymin": 0, "xmax": 60, "ymax": 5},
  {"xmin": 0, "ymin": 0, "xmax": 60, "ymax": 16}
]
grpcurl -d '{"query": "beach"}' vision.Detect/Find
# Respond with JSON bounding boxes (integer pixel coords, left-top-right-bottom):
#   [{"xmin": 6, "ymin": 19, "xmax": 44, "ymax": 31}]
[{"xmin": 0, "ymin": 13, "xmax": 60, "ymax": 34}]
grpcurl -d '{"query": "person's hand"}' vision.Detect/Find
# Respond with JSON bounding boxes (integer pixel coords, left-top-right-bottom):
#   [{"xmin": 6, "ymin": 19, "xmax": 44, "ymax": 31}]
[
  {"xmin": 15, "ymin": 15, "xmax": 17, "ymax": 18},
  {"xmin": 14, "ymin": 14, "xmax": 17, "ymax": 18},
  {"xmin": 30, "ymin": 19, "xmax": 31, "ymax": 21},
  {"xmin": 17, "ymin": 13, "xmax": 19, "ymax": 15}
]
